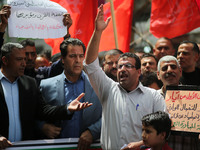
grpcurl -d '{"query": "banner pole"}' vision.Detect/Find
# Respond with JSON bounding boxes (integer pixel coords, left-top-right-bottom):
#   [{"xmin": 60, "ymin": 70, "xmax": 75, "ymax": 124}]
[{"xmin": 109, "ymin": 0, "xmax": 119, "ymax": 49}]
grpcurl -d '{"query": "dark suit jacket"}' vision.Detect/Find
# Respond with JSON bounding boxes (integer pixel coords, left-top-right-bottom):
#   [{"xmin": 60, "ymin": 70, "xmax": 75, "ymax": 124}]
[{"xmin": 0, "ymin": 75, "xmax": 71, "ymax": 140}]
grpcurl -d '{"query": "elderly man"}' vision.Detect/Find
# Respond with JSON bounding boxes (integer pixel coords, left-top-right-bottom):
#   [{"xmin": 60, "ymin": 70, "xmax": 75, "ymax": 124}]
[
  {"xmin": 84, "ymin": 5, "xmax": 166, "ymax": 150},
  {"xmin": 157, "ymin": 55, "xmax": 182, "ymax": 96},
  {"xmin": 153, "ymin": 37, "xmax": 175, "ymax": 60},
  {"xmin": 0, "ymin": 42, "xmax": 92, "ymax": 149},
  {"xmin": 157, "ymin": 55, "xmax": 200, "ymax": 150},
  {"xmin": 177, "ymin": 41, "xmax": 200, "ymax": 86}
]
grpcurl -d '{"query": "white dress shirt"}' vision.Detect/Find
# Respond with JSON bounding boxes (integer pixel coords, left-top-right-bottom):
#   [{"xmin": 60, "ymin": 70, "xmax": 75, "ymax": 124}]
[{"xmin": 84, "ymin": 58, "xmax": 166, "ymax": 150}]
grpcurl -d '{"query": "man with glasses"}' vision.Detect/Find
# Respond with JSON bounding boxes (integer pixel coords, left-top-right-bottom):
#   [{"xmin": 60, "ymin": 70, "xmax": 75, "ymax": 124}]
[
  {"xmin": 102, "ymin": 49, "xmax": 123, "ymax": 81},
  {"xmin": 84, "ymin": 5, "xmax": 166, "ymax": 150}
]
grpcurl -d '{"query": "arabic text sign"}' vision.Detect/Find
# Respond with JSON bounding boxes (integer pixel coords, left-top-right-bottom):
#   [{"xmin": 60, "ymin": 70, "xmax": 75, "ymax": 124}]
[
  {"xmin": 165, "ymin": 90, "xmax": 200, "ymax": 133},
  {"xmin": 7, "ymin": 0, "xmax": 67, "ymax": 39}
]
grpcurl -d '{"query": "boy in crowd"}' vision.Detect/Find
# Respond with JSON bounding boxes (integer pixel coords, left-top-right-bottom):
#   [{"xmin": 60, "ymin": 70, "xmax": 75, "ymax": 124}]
[{"xmin": 142, "ymin": 111, "xmax": 172, "ymax": 150}]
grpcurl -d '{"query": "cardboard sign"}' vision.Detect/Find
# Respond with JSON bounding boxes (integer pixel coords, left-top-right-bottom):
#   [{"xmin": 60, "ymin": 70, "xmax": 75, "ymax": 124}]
[{"xmin": 165, "ymin": 87, "xmax": 200, "ymax": 133}]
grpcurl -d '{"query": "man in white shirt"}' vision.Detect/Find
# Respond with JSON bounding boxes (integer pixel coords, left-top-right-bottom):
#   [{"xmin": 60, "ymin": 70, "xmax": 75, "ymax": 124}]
[{"xmin": 84, "ymin": 5, "xmax": 166, "ymax": 150}]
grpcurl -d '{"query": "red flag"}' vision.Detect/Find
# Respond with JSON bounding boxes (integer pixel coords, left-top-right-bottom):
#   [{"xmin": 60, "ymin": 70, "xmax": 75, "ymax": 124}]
[
  {"xmin": 99, "ymin": 0, "xmax": 134, "ymax": 53},
  {"xmin": 150, "ymin": 0, "xmax": 200, "ymax": 38},
  {"xmin": 45, "ymin": 0, "xmax": 98, "ymax": 55}
]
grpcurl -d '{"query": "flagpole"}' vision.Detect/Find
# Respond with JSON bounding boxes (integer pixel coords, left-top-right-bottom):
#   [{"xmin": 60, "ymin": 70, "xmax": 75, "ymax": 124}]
[{"xmin": 109, "ymin": 0, "xmax": 119, "ymax": 49}]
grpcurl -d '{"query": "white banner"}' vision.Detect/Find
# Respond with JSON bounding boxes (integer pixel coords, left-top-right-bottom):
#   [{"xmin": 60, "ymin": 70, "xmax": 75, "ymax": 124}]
[{"xmin": 7, "ymin": 0, "xmax": 68, "ymax": 39}]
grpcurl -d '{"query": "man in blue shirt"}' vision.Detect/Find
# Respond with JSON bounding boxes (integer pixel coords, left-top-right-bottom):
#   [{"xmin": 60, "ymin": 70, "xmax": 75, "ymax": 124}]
[
  {"xmin": 0, "ymin": 42, "xmax": 92, "ymax": 149},
  {"xmin": 39, "ymin": 38, "xmax": 102, "ymax": 150}
]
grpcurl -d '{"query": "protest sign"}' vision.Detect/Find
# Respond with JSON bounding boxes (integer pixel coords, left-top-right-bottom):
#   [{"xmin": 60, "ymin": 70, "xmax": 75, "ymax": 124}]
[
  {"xmin": 165, "ymin": 86, "xmax": 200, "ymax": 133},
  {"xmin": 7, "ymin": 0, "xmax": 67, "ymax": 39}
]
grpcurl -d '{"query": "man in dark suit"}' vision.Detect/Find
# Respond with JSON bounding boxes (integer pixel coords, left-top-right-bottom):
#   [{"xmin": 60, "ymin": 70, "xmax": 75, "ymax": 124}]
[{"xmin": 0, "ymin": 42, "xmax": 92, "ymax": 149}]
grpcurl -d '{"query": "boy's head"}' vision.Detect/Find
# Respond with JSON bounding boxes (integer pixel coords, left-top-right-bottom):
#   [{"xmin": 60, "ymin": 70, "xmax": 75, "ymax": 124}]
[{"xmin": 142, "ymin": 111, "xmax": 171, "ymax": 148}]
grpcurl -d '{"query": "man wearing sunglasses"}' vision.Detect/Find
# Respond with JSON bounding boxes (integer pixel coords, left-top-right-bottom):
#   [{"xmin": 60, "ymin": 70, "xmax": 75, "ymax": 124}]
[{"xmin": 84, "ymin": 5, "xmax": 166, "ymax": 150}]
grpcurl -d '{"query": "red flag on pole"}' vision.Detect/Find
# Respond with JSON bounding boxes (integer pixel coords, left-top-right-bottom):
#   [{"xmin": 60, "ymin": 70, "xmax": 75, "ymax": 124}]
[
  {"xmin": 150, "ymin": 0, "xmax": 200, "ymax": 38},
  {"xmin": 45, "ymin": 0, "xmax": 98, "ymax": 55},
  {"xmin": 99, "ymin": 0, "xmax": 134, "ymax": 53}
]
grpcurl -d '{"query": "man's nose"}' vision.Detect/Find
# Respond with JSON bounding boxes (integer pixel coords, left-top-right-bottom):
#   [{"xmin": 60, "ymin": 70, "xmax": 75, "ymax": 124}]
[
  {"xmin": 113, "ymin": 62, "xmax": 117, "ymax": 68},
  {"xmin": 167, "ymin": 66, "xmax": 173, "ymax": 72},
  {"xmin": 142, "ymin": 131, "xmax": 145, "ymax": 138},
  {"xmin": 161, "ymin": 48, "xmax": 166, "ymax": 53},
  {"xmin": 27, "ymin": 53, "xmax": 31, "ymax": 59},
  {"xmin": 146, "ymin": 63, "xmax": 150, "ymax": 67}
]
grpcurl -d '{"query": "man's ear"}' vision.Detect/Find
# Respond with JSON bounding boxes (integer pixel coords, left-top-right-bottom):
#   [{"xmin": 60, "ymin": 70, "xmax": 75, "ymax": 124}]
[
  {"xmin": 137, "ymin": 68, "xmax": 141, "ymax": 76},
  {"xmin": 194, "ymin": 53, "xmax": 199, "ymax": 62},
  {"xmin": 157, "ymin": 71, "xmax": 161, "ymax": 80},
  {"xmin": 153, "ymin": 48, "xmax": 156, "ymax": 54},
  {"xmin": 61, "ymin": 56, "xmax": 64, "ymax": 64},
  {"xmin": 1, "ymin": 56, "xmax": 8, "ymax": 66}
]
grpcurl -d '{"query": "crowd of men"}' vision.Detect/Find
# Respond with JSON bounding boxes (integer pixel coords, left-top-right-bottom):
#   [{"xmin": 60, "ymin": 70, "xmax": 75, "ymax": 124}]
[{"xmin": 0, "ymin": 4, "xmax": 200, "ymax": 150}]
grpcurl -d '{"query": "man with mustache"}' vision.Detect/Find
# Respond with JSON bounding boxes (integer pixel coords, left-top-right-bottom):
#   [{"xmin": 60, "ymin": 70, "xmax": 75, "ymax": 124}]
[
  {"xmin": 157, "ymin": 55, "xmax": 200, "ymax": 150},
  {"xmin": 157, "ymin": 55, "xmax": 182, "ymax": 96},
  {"xmin": 84, "ymin": 5, "xmax": 166, "ymax": 150},
  {"xmin": 177, "ymin": 41, "xmax": 200, "ymax": 86},
  {"xmin": 102, "ymin": 49, "xmax": 123, "ymax": 81},
  {"xmin": 39, "ymin": 38, "xmax": 102, "ymax": 150}
]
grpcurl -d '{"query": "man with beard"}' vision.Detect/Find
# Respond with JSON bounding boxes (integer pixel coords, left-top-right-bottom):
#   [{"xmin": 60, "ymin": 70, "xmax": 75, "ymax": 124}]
[
  {"xmin": 156, "ymin": 55, "xmax": 200, "ymax": 150},
  {"xmin": 84, "ymin": 5, "xmax": 166, "ymax": 150},
  {"xmin": 102, "ymin": 49, "xmax": 123, "ymax": 81},
  {"xmin": 177, "ymin": 41, "xmax": 200, "ymax": 86}
]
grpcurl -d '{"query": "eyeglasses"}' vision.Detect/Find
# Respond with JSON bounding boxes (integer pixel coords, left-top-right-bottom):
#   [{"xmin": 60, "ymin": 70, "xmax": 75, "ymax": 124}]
[{"xmin": 117, "ymin": 63, "xmax": 135, "ymax": 69}]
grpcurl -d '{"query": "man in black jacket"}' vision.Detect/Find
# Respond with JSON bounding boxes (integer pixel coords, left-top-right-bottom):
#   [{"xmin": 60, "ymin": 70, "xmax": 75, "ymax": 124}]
[{"xmin": 0, "ymin": 42, "xmax": 92, "ymax": 149}]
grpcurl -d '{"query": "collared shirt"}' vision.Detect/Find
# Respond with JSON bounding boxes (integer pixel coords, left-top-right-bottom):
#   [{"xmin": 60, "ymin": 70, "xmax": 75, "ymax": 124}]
[
  {"xmin": 60, "ymin": 72, "xmax": 85, "ymax": 138},
  {"xmin": 0, "ymin": 71, "xmax": 22, "ymax": 142},
  {"xmin": 84, "ymin": 58, "xmax": 166, "ymax": 150}
]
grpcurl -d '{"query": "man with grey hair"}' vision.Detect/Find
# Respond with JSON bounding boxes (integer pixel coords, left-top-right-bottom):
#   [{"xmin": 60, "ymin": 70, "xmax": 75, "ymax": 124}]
[
  {"xmin": 0, "ymin": 42, "xmax": 92, "ymax": 149},
  {"xmin": 157, "ymin": 55, "xmax": 182, "ymax": 96},
  {"xmin": 157, "ymin": 55, "xmax": 200, "ymax": 150}
]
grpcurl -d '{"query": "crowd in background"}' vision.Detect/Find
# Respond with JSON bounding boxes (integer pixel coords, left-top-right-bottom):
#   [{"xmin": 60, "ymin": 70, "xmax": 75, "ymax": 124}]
[{"xmin": 0, "ymin": 4, "xmax": 200, "ymax": 150}]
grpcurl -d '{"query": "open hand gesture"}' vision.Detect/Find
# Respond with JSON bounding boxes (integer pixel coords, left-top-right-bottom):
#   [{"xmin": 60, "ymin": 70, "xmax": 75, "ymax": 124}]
[
  {"xmin": 95, "ymin": 4, "xmax": 111, "ymax": 32},
  {"xmin": 68, "ymin": 93, "xmax": 93, "ymax": 112}
]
